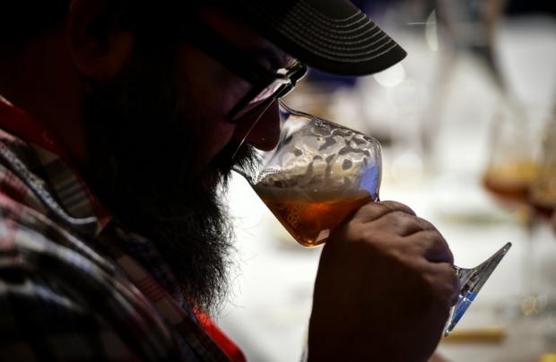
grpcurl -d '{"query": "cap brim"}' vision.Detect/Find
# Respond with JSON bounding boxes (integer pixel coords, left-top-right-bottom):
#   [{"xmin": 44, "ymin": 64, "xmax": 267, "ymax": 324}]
[{"xmin": 233, "ymin": 0, "xmax": 407, "ymax": 76}]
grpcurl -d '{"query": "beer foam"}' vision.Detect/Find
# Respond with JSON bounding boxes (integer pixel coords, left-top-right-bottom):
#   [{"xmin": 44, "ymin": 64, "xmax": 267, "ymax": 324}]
[
  {"xmin": 255, "ymin": 154, "xmax": 379, "ymax": 201},
  {"xmin": 254, "ymin": 119, "xmax": 381, "ymax": 201}
]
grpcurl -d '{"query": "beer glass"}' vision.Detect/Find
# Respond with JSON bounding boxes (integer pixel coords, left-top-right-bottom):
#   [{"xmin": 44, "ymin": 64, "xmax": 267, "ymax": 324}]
[
  {"xmin": 529, "ymin": 110, "xmax": 556, "ymax": 220},
  {"xmin": 235, "ymin": 101, "xmax": 511, "ymax": 335}
]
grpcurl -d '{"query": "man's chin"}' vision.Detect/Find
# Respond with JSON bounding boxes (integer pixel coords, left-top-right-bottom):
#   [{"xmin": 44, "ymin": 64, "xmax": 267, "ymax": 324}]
[
  {"xmin": 202, "ymin": 172, "xmax": 224, "ymax": 191},
  {"xmin": 202, "ymin": 149, "xmax": 252, "ymax": 191}
]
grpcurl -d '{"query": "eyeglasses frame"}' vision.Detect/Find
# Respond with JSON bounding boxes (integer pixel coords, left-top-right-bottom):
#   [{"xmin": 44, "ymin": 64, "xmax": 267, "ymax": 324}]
[{"xmin": 181, "ymin": 19, "xmax": 308, "ymax": 122}]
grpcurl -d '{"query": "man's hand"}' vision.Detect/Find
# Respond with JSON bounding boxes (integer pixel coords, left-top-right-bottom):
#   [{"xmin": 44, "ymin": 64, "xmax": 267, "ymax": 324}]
[{"xmin": 308, "ymin": 201, "xmax": 459, "ymax": 362}]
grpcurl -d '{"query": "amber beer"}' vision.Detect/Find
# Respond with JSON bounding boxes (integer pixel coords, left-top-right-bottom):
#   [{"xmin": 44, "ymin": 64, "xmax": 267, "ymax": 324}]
[
  {"xmin": 254, "ymin": 185, "xmax": 372, "ymax": 247},
  {"xmin": 529, "ymin": 179, "xmax": 556, "ymax": 219},
  {"xmin": 482, "ymin": 161, "xmax": 538, "ymax": 204},
  {"xmin": 529, "ymin": 195, "xmax": 555, "ymax": 218}
]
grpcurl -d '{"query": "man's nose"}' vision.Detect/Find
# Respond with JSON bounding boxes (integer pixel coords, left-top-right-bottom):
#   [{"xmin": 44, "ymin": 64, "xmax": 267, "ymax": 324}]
[{"xmin": 236, "ymin": 101, "xmax": 281, "ymax": 151}]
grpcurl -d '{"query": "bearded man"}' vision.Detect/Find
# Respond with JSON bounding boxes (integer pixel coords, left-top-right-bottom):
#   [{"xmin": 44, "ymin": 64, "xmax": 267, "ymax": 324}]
[{"xmin": 0, "ymin": 0, "xmax": 458, "ymax": 360}]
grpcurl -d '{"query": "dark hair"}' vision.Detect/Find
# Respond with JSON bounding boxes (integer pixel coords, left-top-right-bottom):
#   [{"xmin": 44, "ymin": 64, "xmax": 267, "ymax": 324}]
[
  {"xmin": 0, "ymin": 0, "xmax": 70, "ymax": 49},
  {"xmin": 0, "ymin": 0, "xmax": 202, "ymax": 54}
]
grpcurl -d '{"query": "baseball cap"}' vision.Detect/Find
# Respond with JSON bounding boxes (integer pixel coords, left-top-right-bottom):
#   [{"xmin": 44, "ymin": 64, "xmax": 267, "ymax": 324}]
[{"xmin": 220, "ymin": 0, "xmax": 407, "ymax": 76}]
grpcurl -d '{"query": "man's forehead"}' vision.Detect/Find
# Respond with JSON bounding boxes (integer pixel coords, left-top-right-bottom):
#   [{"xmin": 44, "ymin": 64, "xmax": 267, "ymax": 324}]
[{"xmin": 198, "ymin": 7, "xmax": 293, "ymax": 69}]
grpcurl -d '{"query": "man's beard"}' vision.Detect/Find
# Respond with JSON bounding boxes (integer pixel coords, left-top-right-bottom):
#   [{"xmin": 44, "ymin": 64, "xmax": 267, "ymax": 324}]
[{"xmin": 82, "ymin": 45, "xmax": 255, "ymax": 312}]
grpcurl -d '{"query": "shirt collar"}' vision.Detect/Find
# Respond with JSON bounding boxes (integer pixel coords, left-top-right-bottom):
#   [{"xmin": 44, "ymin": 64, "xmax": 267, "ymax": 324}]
[{"xmin": 0, "ymin": 95, "xmax": 111, "ymax": 236}]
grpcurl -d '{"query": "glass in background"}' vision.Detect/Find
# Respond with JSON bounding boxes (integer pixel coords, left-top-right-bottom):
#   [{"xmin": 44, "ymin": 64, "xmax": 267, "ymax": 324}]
[
  {"xmin": 481, "ymin": 100, "xmax": 541, "ymax": 310},
  {"xmin": 521, "ymin": 103, "xmax": 556, "ymax": 318},
  {"xmin": 462, "ymin": 0, "xmax": 556, "ymax": 318},
  {"xmin": 529, "ymin": 109, "xmax": 556, "ymax": 223},
  {"xmin": 353, "ymin": 0, "xmax": 447, "ymax": 182},
  {"xmin": 481, "ymin": 102, "xmax": 538, "ymax": 211},
  {"xmin": 358, "ymin": 0, "xmax": 506, "ymax": 179}
]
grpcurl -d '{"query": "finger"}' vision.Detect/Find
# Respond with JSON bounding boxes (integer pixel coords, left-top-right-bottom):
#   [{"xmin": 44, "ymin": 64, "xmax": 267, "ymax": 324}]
[
  {"xmin": 374, "ymin": 213, "xmax": 436, "ymax": 237},
  {"xmin": 437, "ymin": 263, "xmax": 461, "ymax": 306},
  {"xmin": 408, "ymin": 217, "xmax": 436, "ymax": 234},
  {"xmin": 354, "ymin": 200, "xmax": 416, "ymax": 222},
  {"xmin": 379, "ymin": 200, "xmax": 417, "ymax": 215},
  {"xmin": 424, "ymin": 262, "xmax": 461, "ymax": 306},
  {"xmin": 406, "ymin": 230, "xmax": 454, "ymax": 265}
]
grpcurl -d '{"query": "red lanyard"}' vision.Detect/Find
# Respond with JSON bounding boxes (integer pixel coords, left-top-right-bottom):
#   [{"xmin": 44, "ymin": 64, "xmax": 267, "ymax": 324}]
[
  {"xmin": 0, "ymin": 97, "xmax": 74, "ymax": 163},
  {"xmin": 0, "ymin": 96, "xmax": 112, "ymax": 226}
]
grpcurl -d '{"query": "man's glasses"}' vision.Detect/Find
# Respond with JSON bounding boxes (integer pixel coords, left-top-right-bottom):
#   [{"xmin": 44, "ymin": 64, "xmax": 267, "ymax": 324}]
[
  {"xmin": 228, "ymin": 61, "xmax": 307, "ymax": 121},
  {"xmin": 183, "ymin": 20, "xmax": 307, "ymax": 123}
]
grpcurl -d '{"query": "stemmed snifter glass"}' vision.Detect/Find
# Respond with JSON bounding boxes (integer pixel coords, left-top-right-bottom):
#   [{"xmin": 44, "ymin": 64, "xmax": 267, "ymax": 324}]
[
  {"xmin": 189, "ymin": 20, "xmax": 512, "ymax": 335},
  {"xmin": 234, "ymin": 100, "xmax": 511, "ymax": 334}
]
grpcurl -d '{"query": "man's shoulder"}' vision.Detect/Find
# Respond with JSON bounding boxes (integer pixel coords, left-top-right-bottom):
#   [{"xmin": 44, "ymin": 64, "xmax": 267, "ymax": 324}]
[
  {"xmin": 0, "ymin": 189, "xmax": 181, "ymax": 361},
  {"xmin": 0, "ymin": 188, "xmax": 133, "ymax": 359},
  {"xmin": 0, "ymin": 135, "xmax": 187, "ymax": 361},
  {"xmin": 0, "ymin": 190, "xmax": 174, "ymax": 361},
  {"xmin": 0, "ymin": 148, "xmax": 143, "ymax": 361},
  {"xmin": 0, "ymin": 264, "xmax": 139, "ymax": 361}
]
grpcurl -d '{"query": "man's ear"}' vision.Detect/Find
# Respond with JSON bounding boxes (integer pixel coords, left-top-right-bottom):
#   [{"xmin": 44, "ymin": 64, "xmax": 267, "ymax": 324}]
[{"xmin": 68, "ymin": 0, "xmax": 134, "ymax": 81}]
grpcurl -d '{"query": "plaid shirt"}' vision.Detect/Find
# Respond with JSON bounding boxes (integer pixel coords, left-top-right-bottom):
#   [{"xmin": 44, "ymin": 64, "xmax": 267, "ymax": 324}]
[{"xmin": 0, "ymin": 97, "xmax": 246, "ymax": 361}]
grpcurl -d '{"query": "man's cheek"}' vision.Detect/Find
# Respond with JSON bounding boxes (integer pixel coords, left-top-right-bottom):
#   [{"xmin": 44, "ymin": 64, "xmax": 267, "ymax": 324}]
[{"xmin": 192, "ymin": 118, "xmax": 236, "ymax": 171}]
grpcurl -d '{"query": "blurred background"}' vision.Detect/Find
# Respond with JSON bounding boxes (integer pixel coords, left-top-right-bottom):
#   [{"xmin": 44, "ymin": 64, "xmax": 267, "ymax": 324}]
[{"xmin": 218, "ymin": 1, "xmax": 556, "ymax": 361}]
